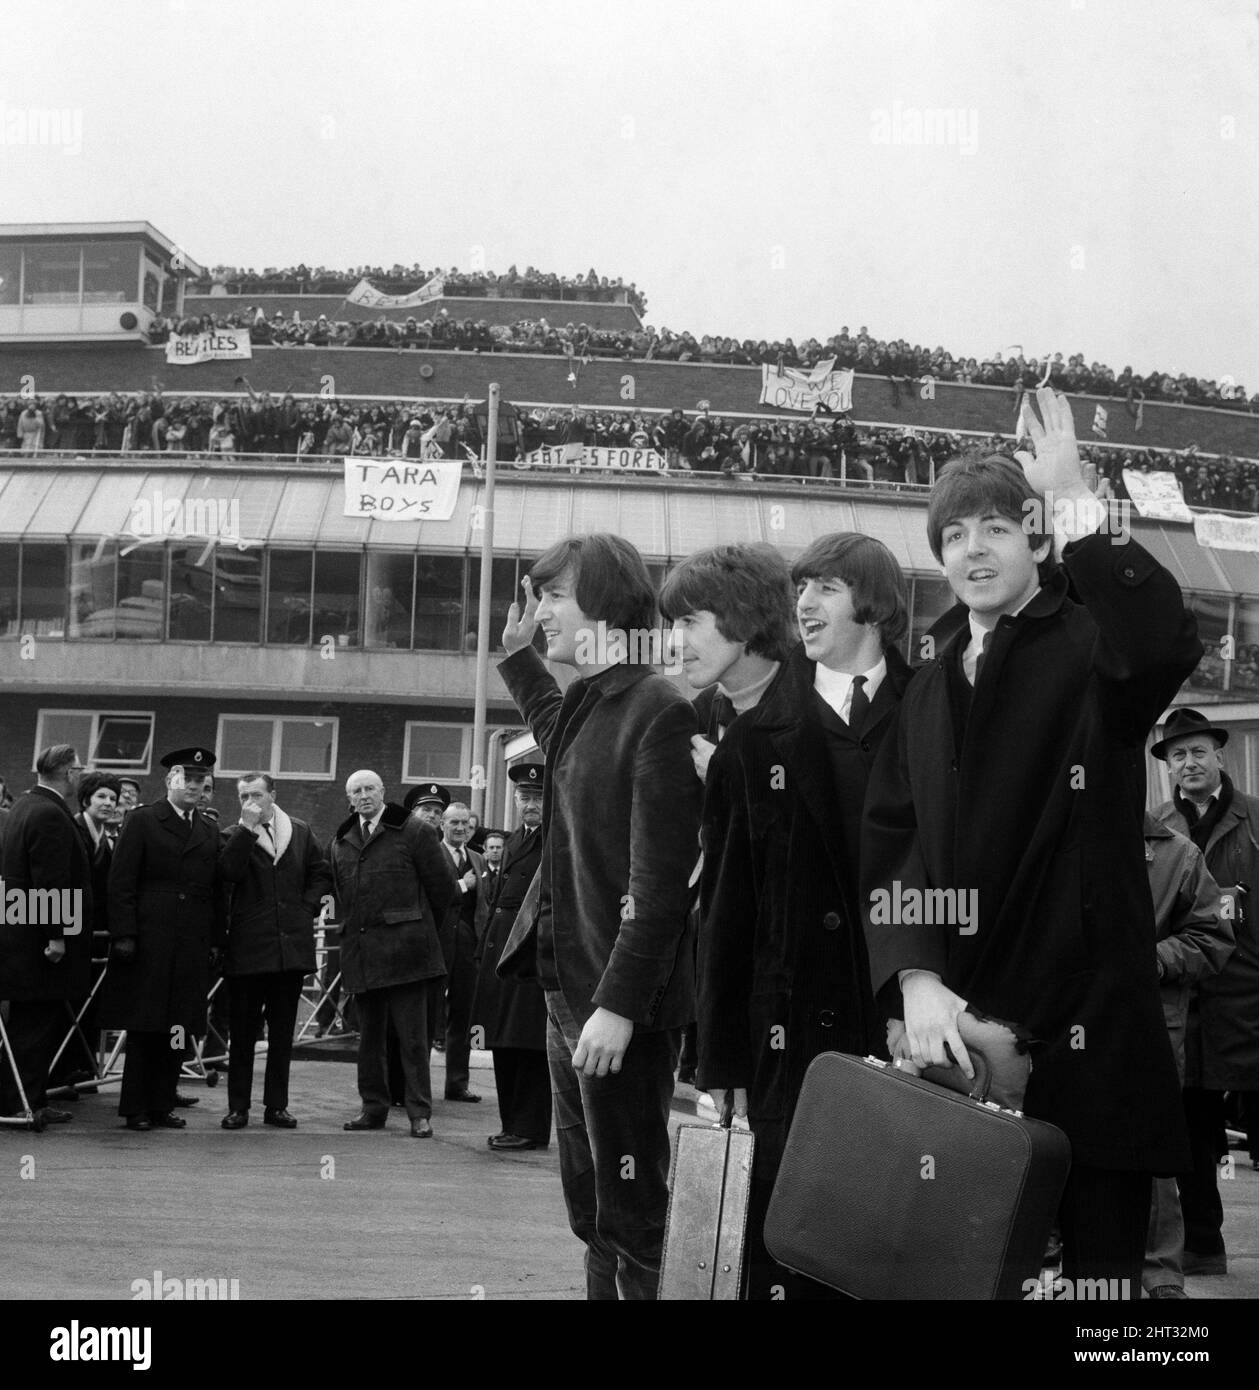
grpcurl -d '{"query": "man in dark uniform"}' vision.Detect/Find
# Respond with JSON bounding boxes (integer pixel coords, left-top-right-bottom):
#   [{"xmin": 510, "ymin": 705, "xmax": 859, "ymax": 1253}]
[
  {"xmin": 0, "ymin": 745, "xmax": 92, "ymax": 1126},
  {"xmin": 438, "ymin": 801, "xmax": 484, "ymax": 1103},
  {"xmin": 472, "ymin": 763, "xmax": 551, "ymax": 1151},
  {"xmin": 102, "ymin": 746, "xmax": 224, "ymax": 1132}
]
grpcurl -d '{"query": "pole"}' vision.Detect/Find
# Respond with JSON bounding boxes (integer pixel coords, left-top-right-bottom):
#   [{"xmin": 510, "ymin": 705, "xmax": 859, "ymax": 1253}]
[{"xmin": 470, "ymin": 384, "xmax": 499, "ymax": 819}]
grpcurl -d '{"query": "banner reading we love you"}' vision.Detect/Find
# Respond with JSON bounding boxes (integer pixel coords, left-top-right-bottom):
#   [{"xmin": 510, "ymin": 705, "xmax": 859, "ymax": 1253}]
[{"xmin": 759, "ymin": 359, "xmax": 854, "ymax": 413}]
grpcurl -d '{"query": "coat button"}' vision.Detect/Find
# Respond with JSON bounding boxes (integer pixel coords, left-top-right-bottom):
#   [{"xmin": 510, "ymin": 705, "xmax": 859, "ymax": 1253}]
[
  {"xmin": 178, "ymin": 893, "xmax": 186, "ymax": 901},
  {"xmin": 1122, "ymin": 566, "xmax": 1135, "ymax": 579},
  {"xmin": 818, "ymin": 1009, "xmax": 836, "ymax": 1028},
  {"xmin": 822, "ymin": 912, "xmax": 841, "ymax": 931}
]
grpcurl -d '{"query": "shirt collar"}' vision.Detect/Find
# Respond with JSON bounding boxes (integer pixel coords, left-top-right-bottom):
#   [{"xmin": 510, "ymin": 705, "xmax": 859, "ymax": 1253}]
[
  {"xmin": 813, "ymin": 654, "xmax": 887, "ymax": 707},
  {"xmin": 718, "ymin": 661, "xmax": 781, "ymax": 714},
  {"xmin": 968, "ymin": 586, "xmax": 1040, "ymax": 656}
]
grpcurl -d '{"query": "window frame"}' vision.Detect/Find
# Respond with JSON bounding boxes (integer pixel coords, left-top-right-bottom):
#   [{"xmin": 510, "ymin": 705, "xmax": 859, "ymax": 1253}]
[
  {"xmin": 401, "ymin": 721, "xmax": 472, "ymax": 785},
  {"xmin": 33, "ymin": 708, "xmax": 155, "ymax": 773},
  {"xmin": 215, "ymin": 714, "xmax": 340, "ymax": 782}
]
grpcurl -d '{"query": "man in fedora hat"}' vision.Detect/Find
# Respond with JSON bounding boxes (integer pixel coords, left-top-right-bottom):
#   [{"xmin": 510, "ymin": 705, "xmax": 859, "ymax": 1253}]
[
  {"xmin": 472, "ymin": 762, "xmax": 551, "ymax": 1151},
  {"xmin": 1152, "ymin": 707, "xmax": 1259, "ymax": 1275},
  {"xmin": 102, "ymin": 746, "xmax": 224, "ymax": 1132}
]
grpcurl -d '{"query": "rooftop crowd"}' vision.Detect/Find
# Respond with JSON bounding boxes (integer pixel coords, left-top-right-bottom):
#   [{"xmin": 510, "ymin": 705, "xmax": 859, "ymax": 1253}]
[
  {"xmin": 191, "ymin": 264, "xmax": 647, "ymax": 313},
  {"xmin": 4, "ymin": 389, "xmax": 1258, "ymax": 513}
]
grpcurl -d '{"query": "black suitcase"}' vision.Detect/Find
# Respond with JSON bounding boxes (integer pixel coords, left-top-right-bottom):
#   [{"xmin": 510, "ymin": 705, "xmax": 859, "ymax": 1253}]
[{"xmin": 764, "ymin": 1051, "xmax": 1071, "ymax": 1299}]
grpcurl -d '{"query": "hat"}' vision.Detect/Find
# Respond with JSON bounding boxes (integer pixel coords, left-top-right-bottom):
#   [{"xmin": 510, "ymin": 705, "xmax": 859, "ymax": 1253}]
[
  {"xmin": 508, "ymin": 763, "xmax": 545, "ymax": 788},
  {"xmin": 160, "ymin": 746, "xmax": 216, "ymax": 772},
  {"xmin": 1150, "ymin": 708, "xmax": 1229, "ymax": 761},
  {"xmin": 402, "ymin": 782, "xmax": 450, "ymax": 813}
]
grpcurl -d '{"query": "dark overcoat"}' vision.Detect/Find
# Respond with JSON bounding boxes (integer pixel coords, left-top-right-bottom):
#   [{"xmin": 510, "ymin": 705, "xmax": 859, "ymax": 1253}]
[
  {"xmin": 1153, "ymin": 781, "xmax": 1259, "ymax": 1089},
  {"xmin": 328, "ymin": 803, "xmax": 456, "ymax": 994},
  {"xmin": 697, "ymin": 646, "xmax": 911, "ymax": 1172},
  {"xmin": 218, "ymin": 815, "xmax": 333, "ymax": 977},
  {"xmin": 0, "ymin": 787, "xmax": 93, "ymax": 1002},
  {"xmin": 101, "ymin": 799, "xmax": 223, "ymax": 1035},
  {"xmin": 471, "ymin": 824, "xmax": 546, "ymax": 1050},
  {"xmin": 74, "ymin": 812, "xmax": 116, "ymax": 977},
  {"xmin": 498, "ymin": 648, "xmax": 701, "ymax": 1031},
  {"xmin": 862, "ymin": 532, "xmax": 1202, "ymax": 1172},
  {"xmin": 436, "ymin": 840, "xmax": 484, "ymax": 970}
]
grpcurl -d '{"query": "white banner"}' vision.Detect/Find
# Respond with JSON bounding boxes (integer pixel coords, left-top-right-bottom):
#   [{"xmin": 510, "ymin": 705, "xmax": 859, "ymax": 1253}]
[
  {"xmin": 343, "ymin": 459, "xmax": 463, "ymax": 521},
  {"xmin": 345, "ymin": 273, "xmax": 445, "ymax": 309},
  {"xmin": 759, "ymin": 363, "xmax": 854, "ymax": 413},
  {"xmin": 1193, "ymin": 512, "xmax": 1259, "ymax": 553},
  {"xmin": 1122, "ymin": 469, "xmax": 1192, "ymax": 522},
  {"xmin": 164, "ymin": 326, "xmax": 252, "ymax": 364},
  {"xmin": 523, "ymin": 444, "xmax": 666, "ymax": 472}
]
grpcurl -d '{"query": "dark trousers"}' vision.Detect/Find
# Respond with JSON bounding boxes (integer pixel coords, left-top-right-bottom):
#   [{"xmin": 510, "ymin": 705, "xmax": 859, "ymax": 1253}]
[
  {"xmin": 1179, "ymin": 1087, "xmax": 1227, "ymax": 1255},
  {"xmin": 357, "ymin": 979, "xmax": 441, "ymax": 1123},
  {"xmin": 0, "ymin": 1000, "xmax": 64, "ymax": 1113},
  {"xmin": 444, "ymin": 921, "xmax": 477, "ymax": 1094},
  {"xmin": 226, "ymin": 970, "xmax": 303, "ymax": 1113},
  {"xmin": 118, "ymin": 1031, "xmax": 182, "ymax": 1118},
  {"xmin": 1059, "ymin": 1165, "xmax": 1152, "ymax": 1292},
  {"xmin": 492, "ymin": 1046, "xmax": 552, "ymax": 1144},
  {"xmin": 545, "ymin": 989, "xmax": 677, "ymax": 1301}
]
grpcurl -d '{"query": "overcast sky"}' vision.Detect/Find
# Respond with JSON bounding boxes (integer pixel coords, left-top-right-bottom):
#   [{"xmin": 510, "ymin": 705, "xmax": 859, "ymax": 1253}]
[{"xmin": 4, "ymin": 0, "xmax": 1258, "ymax": 388}]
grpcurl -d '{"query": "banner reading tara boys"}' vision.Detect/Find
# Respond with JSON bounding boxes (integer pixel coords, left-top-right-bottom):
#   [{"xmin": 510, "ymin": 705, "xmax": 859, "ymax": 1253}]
[
  {"xmin": 164, "ymin": 326, "xmax": 253, "ymax": 365},
  {"xmin": 1121, "ymin": 469, "xmax": 1193, "ymax": 523},
  {"xmin": 345, "ymin": 273, "xmax": 445, "ymax": 310},
  {"xmin": 759, "ymin": 358, "xmax": 854, "ymax": 413},
  {"xmin": 523, "ymin": 444, "xmax": 666, "ymax": 471},
  {"xmin": 343, "ymin": 459, "xmax": 463, "ymax": 521}
]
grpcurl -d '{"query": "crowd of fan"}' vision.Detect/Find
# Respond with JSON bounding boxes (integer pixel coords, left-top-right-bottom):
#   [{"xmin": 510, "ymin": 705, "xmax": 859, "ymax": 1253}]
[
  {"xmin": 159, "ymin": 293, "xmax": 1256, "ymax": 413},
  {"xmin": 190, "ymin": 264, "xmax": 646, "ymax": 313},
  {"xmin": 4, "ymin": 390, "xmax": 1259, "ymax": 512}
]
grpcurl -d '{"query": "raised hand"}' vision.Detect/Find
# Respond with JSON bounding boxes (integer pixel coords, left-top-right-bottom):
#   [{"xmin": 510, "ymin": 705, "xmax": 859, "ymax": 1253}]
[
  {"xmin": 502, "ymin": 574, "xmax": 541, "ymax": 654},
  {"xmin": 1013, "ymin": 387, "xmax": 1090, "ymax": 501}
]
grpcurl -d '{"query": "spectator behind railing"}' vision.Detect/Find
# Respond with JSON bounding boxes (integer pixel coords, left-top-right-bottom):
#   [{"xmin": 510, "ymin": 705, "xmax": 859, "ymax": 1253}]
[
  {"xmin": 150, "ymin": 308, "xmax": 1257, "ymax": 414},
  {"xmin": 3, "ymin": 390, "xmax": 1258, "ymax": 514}
]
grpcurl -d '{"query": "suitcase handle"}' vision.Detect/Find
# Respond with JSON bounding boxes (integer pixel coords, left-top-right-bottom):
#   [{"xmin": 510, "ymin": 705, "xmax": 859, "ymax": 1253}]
[{"xmin": 920, "ymin": 1045, "xmax": 993, "ymax": 1103}]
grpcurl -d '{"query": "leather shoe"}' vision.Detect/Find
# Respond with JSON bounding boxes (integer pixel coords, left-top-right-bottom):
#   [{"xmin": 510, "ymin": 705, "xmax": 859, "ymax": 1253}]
[
  {"xmin": 487, "ymin": 1132, "xmax": 508, "ymax": 1146},
  {"xmin": 343, "ymin": 1113, "xmax": 386, "ymax": 1131},
  {"xmin": 124, "ymin": 1116, "xmax": 152, "ymax": 1132},
  {"xmin": 410, "ymin": 1119, "xmax": 434, "ymax": 1138},
  {"xmin": 149, "ymin": 1111, "xmax": 187, "ymax": 1129},
  {"xmin": 264, "ymin": 1108, "xmax": 297, "ymax": 1129},
  {"xmin": 444, "ymin": 1088, "xmax": 481, "ymax": 1103},
  {"xmin": 1148, "ymin": 1285, "xmax": 1189, "ymax": 1299},
  {"xmin": 172, "ymin": 1092, "xmax": 200, "ymax": 1108},
  {"xmin": 221, "ymin": 1111, "xmax": 249, "ymax": 1129},
  {"xmin": 38, "ymin": 1107, "xmax": 73, "ymax": 1124},
  {"xmin": 489, "ymin": 1134, "xmax": 539, "ymax": 1151}
]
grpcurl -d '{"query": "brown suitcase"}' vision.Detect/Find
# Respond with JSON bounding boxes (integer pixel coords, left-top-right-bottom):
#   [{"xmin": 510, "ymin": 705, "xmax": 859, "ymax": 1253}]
[{"xmin": 659, "ymin": 1118, "xmax": 755, "ymax": 1300}]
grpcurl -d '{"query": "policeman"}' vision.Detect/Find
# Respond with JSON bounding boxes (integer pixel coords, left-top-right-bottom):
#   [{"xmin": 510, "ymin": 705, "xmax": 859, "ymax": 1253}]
[{"xmin": 102, "ymin": 747, "xmax": 223, "ymax": 1131}]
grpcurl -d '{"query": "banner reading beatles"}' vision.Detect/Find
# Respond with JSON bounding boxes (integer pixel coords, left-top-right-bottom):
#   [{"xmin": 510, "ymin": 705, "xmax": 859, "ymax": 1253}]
[
  {"xmin": 164, "ymin": 326, "xmax": 253, "ymax": 365},
  {"xmin": 344, "ymin": 274, "xmax": 445, "ymax": 309},
  {"xmin": 759, "ymin": 358, "xmax": 854, "ymax": 413},
  {"xmin": 343, "ymin": 459, "xmax": 463, "ymax": 521},
  {"xmin": 522, "ymin": 444, "xmax": 667, "ymax": 471}
]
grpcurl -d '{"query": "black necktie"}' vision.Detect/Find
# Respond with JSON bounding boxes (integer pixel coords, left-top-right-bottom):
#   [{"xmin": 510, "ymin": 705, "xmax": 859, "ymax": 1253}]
[
  {"xmin": 361, "ymin": 817, "xmax": 372, "ymax": 840},
  {"xmin": 847, "ymin": 675, "xmax": 869, "ymax": 734},
  {"xmin": 972, "ymin": 633, "xmax": 988, "ymax": 688},
  {"xmin": 709, "ymin": 693, "xmax": 737, "ymax": 739}
]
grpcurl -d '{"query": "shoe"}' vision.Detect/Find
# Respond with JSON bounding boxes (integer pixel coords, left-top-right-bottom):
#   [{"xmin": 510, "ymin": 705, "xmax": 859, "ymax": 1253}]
[
  {"xmin": 221, "ymin": 1111, "xmax": 249, "ymax": 1129},
  {"xmin": 489, "ymin": 1134, "xmax": 539, "ymax": 1151},
  {"xmin": 487, "ymin": 1132, "xmax": 508, "ymax": 1147},
  {"xmin": 124, "ymin": 1116, "xmax": 152, "ymax": 1132},
  {"xmin": 38, "ymin": 1108, "xmax": 73, "ymax": 1124},
  {"xmin": 677, "ymin": 1066, "xmax": 697, "ymax": 1086},
  {"xmin": 149, "ymin": 1112, "xmax": 187, "ymax": 1129},
  {"xmin": 264, "ymin": 1108, "xmax": 297, "ymax": 1129},
  {"xmin": 171, "ymin": 1092, "xmax": 200, "ymax": 1108},
  {"xmin": 343, "ymin": 1113, "xmax": 386, "ymax": 1131},
  {"xmin": 410, "ymin": 1119, "xmax": 434, "ymax": 1138},
  {"xmin": 1147, "ymin": 1285, "xmax": 1189, "ymax": 1299},
  {"xmin": 444, "ymin": 1089, "xmax": 481, "ymax": 1103},
  {"xmin": 1183, "ymin": 1250, "xmax": 1227, "ymax": 1277},
  {"xmin": 432, "ymin": 1040, "xmax": 446, "ymax": 1052}
]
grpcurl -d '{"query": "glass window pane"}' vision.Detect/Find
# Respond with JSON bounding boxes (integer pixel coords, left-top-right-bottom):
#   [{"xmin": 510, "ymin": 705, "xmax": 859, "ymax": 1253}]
[
  {"xmin": 1234, "ymin": 600, "xmax": 1259, "ymax": 697},
  {"xmin": 465, "ymin": 556, "xmax": 517, "ymax": 655},
  {"xmin": 1185, "ymin": 594, "xmax": 1232, "ymax": 694},
  {"xmin": 82, "ymin": 243, "xmax": 136, "ymax": 303},
  {"xmin": 0, "ymin": 543, "xmax": 19, "ymax": 635},
  {"xmin": 405, "ymin": 724, "xmax": 466, "ymax": 781},
  {"xmin": 213, "ymin": 548, "xmax": 262, "ymax": 643},
  {"xmin": 414, "ymin": 555, "xmax": 465, "ymax": 652},
  {"xmin": 313, "ymin": 552, "xmax": 360, "ymax": 648},
  {"xmin": 142, "ymin": 255, "xmax": 162, "ymax": 310},
  {"xmin": 219, "ymin": 718, "xmax": 273, "ymax": 773},
  {"xmin": 116, "ymin": 548, "xmax": 165, "ymax": 639},
  {"xmin": 909, "ymin": 575, "xmax": 955, "ymax": 663},
  {"xmin": 69, "ymin": 541, "xmax": 116, "ymax": 639},
  {"xmin": 21, "ymin": 543, "xmax": 67, "ymax": 637},
  {"xmin": 168, "ymin": 545, "xmax": 213, "ymax": 640},
  {"xmin": 0, "ymin": 246, "xmax": 20, "ymax": 305},
  {"xmin": 278, "ymin": 719, "xmax": 335, "ymax": 776},
  {"xmin": 267, "ymin": 551, "xmax": 313, "ymax": 644},
  {"xmin": 365, "ymin": 552, "xmax": 414, "ymax": 649},
  {"xmin": 92, "ymin": 716, "xmax": 153, "ymax": 769},
  {"xmin": 23, "ymin": 244, "xmax": 81, "ymax": 303},
  {"xmin": 36, "ymin": 712, "xmax": 94, "ymax": 767}
]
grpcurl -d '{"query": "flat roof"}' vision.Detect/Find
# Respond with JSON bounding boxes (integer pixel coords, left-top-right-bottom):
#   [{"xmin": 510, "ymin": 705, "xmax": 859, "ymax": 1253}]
[{"xmin": 0, "ymin": 223, "xmax": 204, "ymax": 276}]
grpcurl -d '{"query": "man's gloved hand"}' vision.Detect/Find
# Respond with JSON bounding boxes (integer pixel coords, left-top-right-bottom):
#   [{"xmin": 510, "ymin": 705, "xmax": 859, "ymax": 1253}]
[{"xmin": 112, "ymin": 938, "xmax": 137, "ymax": 964}]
